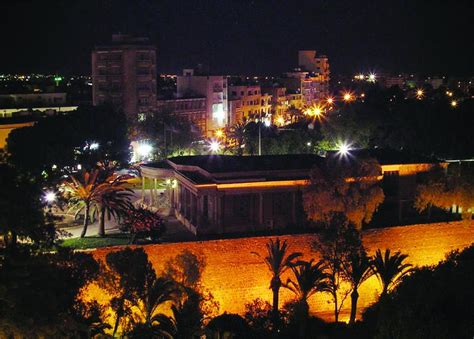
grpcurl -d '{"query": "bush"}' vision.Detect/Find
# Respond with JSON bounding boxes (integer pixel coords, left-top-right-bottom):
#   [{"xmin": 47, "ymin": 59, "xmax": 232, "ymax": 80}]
[{"xmin": 120, "ymin": 207, "xmax": 166, "ymax": 244}]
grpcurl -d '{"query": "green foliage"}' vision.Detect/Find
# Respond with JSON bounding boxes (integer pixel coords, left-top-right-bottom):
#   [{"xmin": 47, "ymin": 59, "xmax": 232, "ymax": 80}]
[
  {"xmin": 415, "ymin": 164, "xmax": 474, "ymax": 220},
  {"xmin": 0, "ymin": 247, "xmax": 100, "ymax": 337},
  {"xmin": 163, "ymin": 250, "xmax": 219, "ymax": 339},
  {"xmin": 304, "ymin": 156, "xmax": 385, "ymax": 229},
  {"xmin": 312, "ymin": 217, "xmax": 363, "ymax": 322},
  {"xmin": 371, "ymin": 249, "xmax": 413, "ymax": 297},
  {"xmin": 362, "ymin": 244, "xmax": 474, "ymax": 338},
  {"xmin": 0, "ymin": 163, "xmax": 56, "ymax": 249}
]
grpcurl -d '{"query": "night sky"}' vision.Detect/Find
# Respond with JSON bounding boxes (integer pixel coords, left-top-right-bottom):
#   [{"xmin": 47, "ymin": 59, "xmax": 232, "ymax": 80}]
[{"xmin": 1, "ymin": 0, "xmax": 473, "ymax": 76}]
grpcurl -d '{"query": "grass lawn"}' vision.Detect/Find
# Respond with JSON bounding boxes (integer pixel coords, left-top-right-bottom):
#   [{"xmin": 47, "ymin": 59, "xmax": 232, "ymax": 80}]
[{"xmin": 60, "ymin": 234, "xmax": 130, "ymax": 249}]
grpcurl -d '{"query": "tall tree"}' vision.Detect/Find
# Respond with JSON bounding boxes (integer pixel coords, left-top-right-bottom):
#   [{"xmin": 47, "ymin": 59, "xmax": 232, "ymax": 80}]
[
  {"xmin": 284, "ymin": 259, "xmax": 329, "ymax": 337},
  {"xmin": 252, "ymin": 239, "xmax": 302, "ymax": 326},
  {"xmin": 415, "ymin": 164, "xmax": 474, "ymax": 220},
  {"xmin": 342, "ymin": 248, "xmax": 374, "ymax": 324},
  {"xmin": 0, "ymin": 164, "xmax": 55, "ymax": 250},
  {"xmin": 312, "ymin": 215, "xmax": 362, "ymax": 322},
  {"xmin": 163, "ymin": 250, "xmax": 219, "ymax": 339},
  {"xmin": 303, "ymin": 156, "xmax": 385, "ymax": 229},
  {"xmin": 371, "ymin": 249, "xmax": 413, "ymax": 297}
]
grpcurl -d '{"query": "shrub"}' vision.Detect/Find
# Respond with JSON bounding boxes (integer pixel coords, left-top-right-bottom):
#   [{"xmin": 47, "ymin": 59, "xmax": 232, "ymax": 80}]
[{"xmin": 120, "ymin": 207, "xmax": 166, "ymax": 244}]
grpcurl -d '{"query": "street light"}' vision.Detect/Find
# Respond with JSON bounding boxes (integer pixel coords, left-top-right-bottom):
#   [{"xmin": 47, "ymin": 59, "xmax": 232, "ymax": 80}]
[
  {"xmin": 209, "ymin": 140, "xmax": 221, "ymax": 153},
  {"xmin": 215, "ymin": 129, "xmax": 224, "ymax": 138},
  {"xmin": 337, "ymin": 141, "xmax": 351, "ymax": 157},
  {"xmin": 343, "ymin": 92, "xmax": 353, "ymax": 102},
  {"xmin": 416, "ymin": 89, "xmax": 424, "ymax": 99},
  {"xmin": 451, "ymin": 100, "xmax": 457, "ymax": 107},
  {"xmin": 326, "ymin": 97, "xmax": 334, "ymax": 105},
  {"xmin": 44, "ymin": 191, "xmax": 56, "ymax": 203},
  {"xmin": 137, "ymin": 142, "xmax": 153, "ymax": 158},
  {"xmin": 368, "ymin": 73, "xmax": 376, "ymax": 82},
  {"xmin": 90, "ymin": 142, "xmax": 99, "ymax": 150}
]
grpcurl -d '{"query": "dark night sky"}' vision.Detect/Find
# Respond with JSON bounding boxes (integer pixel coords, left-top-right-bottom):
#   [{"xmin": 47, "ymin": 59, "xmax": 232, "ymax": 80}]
[{"xmin": 1, "ymin": 0, "xmax": 473, "ymax": 76}]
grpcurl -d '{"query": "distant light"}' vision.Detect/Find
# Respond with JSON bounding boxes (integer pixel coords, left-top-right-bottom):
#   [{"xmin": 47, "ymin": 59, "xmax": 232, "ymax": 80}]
[
  {"xmin": 264, "ymin": 118, "xmax": 271, "ymax": 127},
  {"xmin": 276, "ymin": 116, "xmax": 285, "ymax": 125},
  {"xmin": 209, "ymin": 140, "xmax": 221, "ymax": 153},
  {"xmin": 343, "ymin": 92, "xmax": 353, "ymax": 102},
  {"xmin": 44, "ymin": 191, "xmax": 56, "ymax": 203},
  {"xmin": 416, "ymin": 89, "xmax": 424, "ymax": 99},
  {"xmin": 368, "ymin": 73, "xmax": 376, "ymax": 82},
  {"xmin": 360, "ymin": 93, "xmax": 365, "ymax": 98},
  {"xmin": 451, "ymin": 100, "xmax": 457, "ymax": 107},
  {"xmin": 77, "ymin": 164, "xmax": 82, "ymax": 170},
  {"xmin": 307, "ymin": 142, "xmax": 312, "ymax": 146},
  {"xmin": 137, "ymin": 142, "xmax": 153, "ymax": 157},
  {"xmin": 52, "ymin": 164, "xmax": 57, "ymax": 170},
  {"xmin": 90, "ymin": 142, "xmax": 99, "ymax": 150},
  {"xmin": 314, "ymin": 106, "xmax": 322, "ymax": 117},
  {"xmin": 326, "ymin": 97, "xmax": 334, "ymax": 104}
]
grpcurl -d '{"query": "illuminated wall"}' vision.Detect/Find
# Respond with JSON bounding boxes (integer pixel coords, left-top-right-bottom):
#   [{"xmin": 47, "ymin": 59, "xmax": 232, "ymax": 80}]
[{"xmin": 91, "ymin": 220, "xmax": 474, "ymax": 322}]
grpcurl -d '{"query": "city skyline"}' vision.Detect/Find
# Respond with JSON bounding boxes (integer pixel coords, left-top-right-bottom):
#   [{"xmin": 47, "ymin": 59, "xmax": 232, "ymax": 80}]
[{"xmin": 1, "ymin": 0, "xmax": 473, "ymax": 76}]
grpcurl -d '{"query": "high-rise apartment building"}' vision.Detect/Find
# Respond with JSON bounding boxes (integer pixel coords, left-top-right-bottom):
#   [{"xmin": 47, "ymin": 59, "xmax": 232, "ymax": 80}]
[
  {"xmin": 176, "ymin": 69, "xmax": 228, "ymax": 136},
  {"xmin": 92, "ymin": 34, "xmax": 157, "ymax": 119}
]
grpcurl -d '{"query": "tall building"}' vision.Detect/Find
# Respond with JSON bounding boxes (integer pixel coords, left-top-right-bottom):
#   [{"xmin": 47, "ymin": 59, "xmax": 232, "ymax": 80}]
[
  {"xmin": 280, "ymin": 50, "xmax": 330, "ymax": 106},
  {"xmin": 176, "ymin": 69, "xmax": 228, "ymax": 136},
  {"xmin": 228, "ymin": 85, "xmax": 272, "ymax": 125},
  {"xmin": 298, "ymin": 50, "xmax": 330, "ymax": 78},
  {"xmin": 92, "ymin": 34, "xmax": 157, "ymax": 119}
]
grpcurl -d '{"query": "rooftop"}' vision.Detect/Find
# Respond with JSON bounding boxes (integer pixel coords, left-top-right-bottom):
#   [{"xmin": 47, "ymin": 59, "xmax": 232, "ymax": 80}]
[{"xmin": 167, "ymin": 154, "xmax": 325, "ymax": 174}]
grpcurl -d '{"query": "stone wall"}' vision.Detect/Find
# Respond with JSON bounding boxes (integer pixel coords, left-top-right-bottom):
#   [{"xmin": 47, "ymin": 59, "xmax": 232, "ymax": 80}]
[{"xmin": 90, "ymin": 221, "xmax": 474, "ymax": 322}]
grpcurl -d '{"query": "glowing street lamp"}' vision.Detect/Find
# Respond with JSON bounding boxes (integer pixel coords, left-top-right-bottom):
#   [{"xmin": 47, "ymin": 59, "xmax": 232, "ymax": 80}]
[
  {"xmin": 44, "ymin": 191, "xmax": 56, "ymax": 203},
  {"xmin": 215, "ymin": 129, "xmax": 224, "ymax": 138},
  {"xmin": 337, "ymin": 141, "xmax": 351, "ymax": 157},
  {"xmin": 343, "ymin": 92, "xmax": 353, "ymax": 102},
  {"xmin": 137, "ymin": 142, "xmax": 153, "ymax": 158},
  {"xmin": 276, "ymin": 116, "xmax": 285, "ymax": 126},
  {"xmin": 208, "ymin": 140, "xmax": 221, "ymax": 153},
  {"xmin": 416, "ymin": 89, "xmax": 424, "ymax": 99},
  {"xmin": 368, "ymin": 73, "xmax": 376, "ymax": 82},
  {"xmin": 326, "ymin": 97, "xmax": 334, "ymax": 105},
  {"xmin": 451, "ymin": 100, "xmax": 457, "ymax": 107},
  {"xmin": 89, "ymin": 142, "xmax": 99, "ymax": 150}
]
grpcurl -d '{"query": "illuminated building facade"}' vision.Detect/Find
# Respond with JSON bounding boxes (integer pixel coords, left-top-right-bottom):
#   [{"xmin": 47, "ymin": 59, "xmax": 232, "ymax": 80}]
[
  {"xmin": 141, "ymin": 151, "xmax": 443, "ymax": 235},
  {"xmin": 228, "ymin": 85, "xmax": 272, "ymax": 124},
  {"xmin": 177, "ymin": 69, "xmax": 228, "ymax": 136},
  {"xmin": 92, "ymin": 34, "xmax": 157, "ymax": 119}
]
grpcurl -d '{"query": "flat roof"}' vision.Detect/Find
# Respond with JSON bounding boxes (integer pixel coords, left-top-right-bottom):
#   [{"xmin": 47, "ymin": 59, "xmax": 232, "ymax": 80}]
[{"xmin": 167, "ymin": 154, "xmax": 325, "ymax": 173}]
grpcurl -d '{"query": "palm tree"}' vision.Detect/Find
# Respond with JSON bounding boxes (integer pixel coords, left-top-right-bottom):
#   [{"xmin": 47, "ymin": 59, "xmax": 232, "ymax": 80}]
[
  {"xmin": 285, "ymin": 259, "xmax": 329, "ymax": 317},
  {"xmin": 252, "ymin": 239, "xmax": 302, "ymax": 323},
  {"xmin": 94, "ymin": 172, "xmax": 134, "ymax": 237},
  {"xmin": 228, "ymin": 122, "xmax": 247, "ymax": 155},
  {"xmin": 63, "ymin": 170, "xmax": 105, "ymax": 238},
  {"xmin": 130, "ymin": 277, "xmax": 178, "ymax": 337},
  {"xmin": 371, "ymin": 249, "xmax": 413, "ymax": 298},
  {"xmin": 342, "ymin": 250, "xmax": 374, "ymax": 324}
]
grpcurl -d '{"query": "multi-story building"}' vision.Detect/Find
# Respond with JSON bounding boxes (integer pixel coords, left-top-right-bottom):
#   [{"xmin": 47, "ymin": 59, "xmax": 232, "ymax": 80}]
[
  {"xmin": 177, "ymin": 69, "xmax": 228, "ymax": 136},
  {"xmin": 262, "ymin": 86, "xmax": 288, "ymax": 119},
  {"xmin": 156, "ymin": 97, "xmax": 207, "ymax": 133},
  {"xmin": 280, "ymin": 51, "xmax": 330, "ymax": 106},
  {"xmin": 92, "ymin": 34, "xmax": 157, "ymax": 120},
  {"xmin": 228, "ymin": 85, "xmax": 272, "ymax": 125},
  {"xmin": 298, "ymin": 50, "xmax": 330, "ymax": 79}
]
